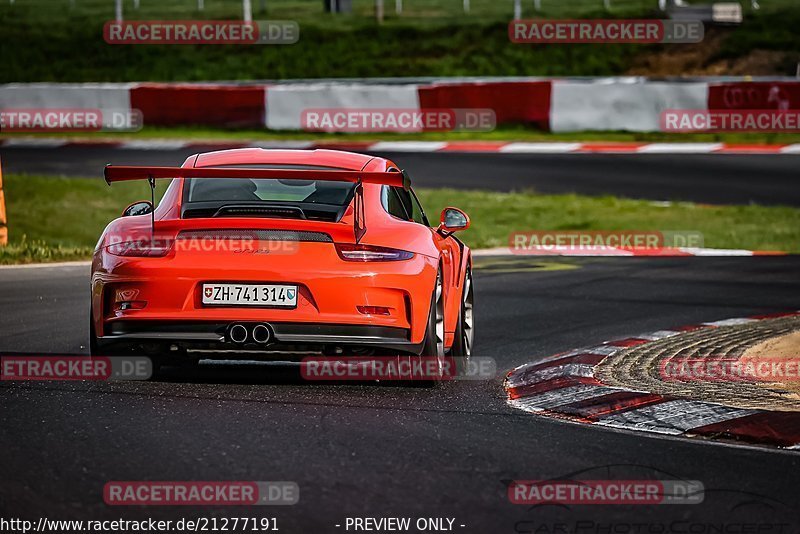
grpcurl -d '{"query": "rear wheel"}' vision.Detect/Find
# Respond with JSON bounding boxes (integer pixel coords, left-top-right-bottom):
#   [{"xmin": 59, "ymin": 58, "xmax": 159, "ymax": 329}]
[
  {"xmin": 418, "ymin": 268, "xmax": 445, "ymax": 383},
  {"xmin": 450, "ymin": 266, "xmax": 474, "ymax": 374},
  {"xmin": 89, "ymin": 308, "xmax": 99, "ymax": 356}
]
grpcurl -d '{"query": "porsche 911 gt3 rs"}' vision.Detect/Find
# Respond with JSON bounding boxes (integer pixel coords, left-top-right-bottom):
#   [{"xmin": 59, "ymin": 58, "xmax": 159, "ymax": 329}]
[{"xmin": 90, "ymin": 148, "xmax": 474, "ymax": 372}]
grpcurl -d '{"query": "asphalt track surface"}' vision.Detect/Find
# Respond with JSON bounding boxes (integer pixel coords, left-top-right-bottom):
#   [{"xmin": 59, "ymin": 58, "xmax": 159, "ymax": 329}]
[
  {"xmin": 2, "ymin": 256, "xmax": 800, "ymax": 531},
  {"xmin": 2, "ymin": 145, "xmax": 800, "ymax": 205}
]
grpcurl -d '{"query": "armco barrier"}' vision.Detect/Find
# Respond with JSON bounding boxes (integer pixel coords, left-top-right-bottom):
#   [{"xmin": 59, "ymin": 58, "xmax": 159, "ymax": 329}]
[
  {"xmin": 265, "ymin": 84, "xmax": 420, "ymax": 130},
  {"xmin": 550, "ymin": 80, "xmax": 708, "ymax": 132},
  {"xmin": 130, "ymin": 83, "xmax": 265, "ymax": 127},
  {"xmin": 418, "ymin": 81, "xmax": 550, "ymax": 130},
  {"xmin": 4, "ymin": 79, "xmax": 800, "ymax": 133}
]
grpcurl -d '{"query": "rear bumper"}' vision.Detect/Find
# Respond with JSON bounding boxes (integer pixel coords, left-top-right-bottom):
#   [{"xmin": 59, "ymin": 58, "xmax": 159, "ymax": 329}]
[
  {"xmin": 98, "ymin": 320, "xmax": 419, "ymax": 354},
  {"xmin": 92, "ymin": 242, "xmax": 438, "ymax": 346}
]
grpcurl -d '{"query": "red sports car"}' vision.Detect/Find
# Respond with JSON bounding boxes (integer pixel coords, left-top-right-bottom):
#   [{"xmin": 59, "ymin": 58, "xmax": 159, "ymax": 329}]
[{"xmin": 91, "ymin": 148, "xmax": 474, "ymax": 373}]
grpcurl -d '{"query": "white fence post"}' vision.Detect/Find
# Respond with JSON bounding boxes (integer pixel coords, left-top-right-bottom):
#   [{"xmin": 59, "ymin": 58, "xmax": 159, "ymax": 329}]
[
  {"xmin": 514, "ymin": 0, "xmax": 522, "ymax": 18},
  {"xmin": 396, "ymin": 0, "xmax": 402, "ymax": 14},
  {"xmin": 463, "ymin": 0, "xmax": 470, "ymax": 13},
  {"xmin": 243, "ymin": 0, "xmax": 252, "ymax": 22},
  {"xmin": 534, "ymin": 0, "xmax": 541, "ymax": 12},
  {"xmin": 376, "ymin": 0, "xmax": 384, "ymax": 22},
  {"xmin": 198, "ymin": 0, "xmax": 204, "ymax": 10},
  {"xmin": 115, "ymin": 0, "xmax": 123, "ymax": 21},
  {"xmin": 604, "ymin": 0, "xmax": 611, "ymax": 10}
]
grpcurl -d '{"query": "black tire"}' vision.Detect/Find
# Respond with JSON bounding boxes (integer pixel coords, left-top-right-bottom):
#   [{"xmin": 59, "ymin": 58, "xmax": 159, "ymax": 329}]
[
  {"xmin": 417, "ymin": 268, "xmax": 445, "ymax": 383},
  {"xmin": 89, "ymin": 307, "xmax": 99, "ymax": 356},
  {"xmin": 449, "ymin": 266, "xmax": 474, "ymax": 375}
]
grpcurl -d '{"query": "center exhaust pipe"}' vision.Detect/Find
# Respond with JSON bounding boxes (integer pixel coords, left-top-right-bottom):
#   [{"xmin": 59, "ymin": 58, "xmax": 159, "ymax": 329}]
[{"xmin": 229, "ymin": 324, "xmax": 248, "ymax": 344}]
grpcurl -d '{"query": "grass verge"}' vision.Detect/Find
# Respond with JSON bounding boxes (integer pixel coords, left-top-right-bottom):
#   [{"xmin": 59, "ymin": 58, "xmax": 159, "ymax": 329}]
[
  {"xmin": 0, "ymin": 2, "xmax": 798, "ymax": 81},
  {"xmin": 1, "ymin": 174, "xmax": 798, "ymax": 264}
]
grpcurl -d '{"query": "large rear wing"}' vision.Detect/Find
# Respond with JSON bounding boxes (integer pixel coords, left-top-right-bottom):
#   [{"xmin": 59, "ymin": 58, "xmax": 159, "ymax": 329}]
[
  {"xmin": 103, "ymin": 165, "xmax": 410, "ymax": 189},
  {"xmin": 103, "ymin": 165, "xmax": 412, "ymax": 244}
]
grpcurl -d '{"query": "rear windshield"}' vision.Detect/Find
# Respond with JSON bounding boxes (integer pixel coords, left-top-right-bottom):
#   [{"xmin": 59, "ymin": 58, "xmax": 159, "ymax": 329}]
[
  {"xmin": 186, "ymin": 178, "xmax": 354, "ymax": 205},
  {"xmin": 180, "ymin": 165, "xmax": 358, "ymax": 221}
]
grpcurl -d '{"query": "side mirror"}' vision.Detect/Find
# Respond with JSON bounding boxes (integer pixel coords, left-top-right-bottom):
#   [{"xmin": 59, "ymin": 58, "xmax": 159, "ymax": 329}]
[
  {"xmin": 122, "ymin": 200, "xmax": 154, "ymax": 217},
  {"xmin": 438, "ymin": 207, "xmax": 470, "ymax": 234}
]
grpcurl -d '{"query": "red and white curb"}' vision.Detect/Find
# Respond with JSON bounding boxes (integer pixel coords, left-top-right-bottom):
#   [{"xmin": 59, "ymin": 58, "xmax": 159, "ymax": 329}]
[
  {"xmin": 505, "ymin": 312, "xmax": 800, "ymax": 449},
  {"xmin": 472, "ymin": 247, "xmax": 789, "ymax": 257},
  {"xmin": 2, "ymin": 138, "xmax": 800, "ymax": 155}
]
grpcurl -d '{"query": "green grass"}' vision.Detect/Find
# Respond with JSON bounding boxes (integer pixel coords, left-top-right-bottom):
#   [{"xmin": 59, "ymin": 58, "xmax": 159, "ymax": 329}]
[
  {"xmin": 419, "ymin": 189, "xmax": 800, "ymax": 252},
  {"xmin": 1, "ymin": 174, "xmax": 166, "ymax": 264},
  {"xmin": 1, "ymin": 174, "xmax": 797, "ymax": 264},
  {"xmin": 0, "ymin": 0, "xmax": 798, "ymax": 81},
  {"xmin": 5, "ymin": 124, "xmax": 800, "ymax": 144}
]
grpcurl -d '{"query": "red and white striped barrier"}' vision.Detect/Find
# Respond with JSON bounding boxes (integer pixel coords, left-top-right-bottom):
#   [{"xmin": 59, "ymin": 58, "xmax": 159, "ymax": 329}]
[
  {"xmin": 2, "ymin": 79, "xmax": 800, "ymax": 133},
  {"xmin": 505, "ymin": 311, "xmax": 800, "ymax": 449}
]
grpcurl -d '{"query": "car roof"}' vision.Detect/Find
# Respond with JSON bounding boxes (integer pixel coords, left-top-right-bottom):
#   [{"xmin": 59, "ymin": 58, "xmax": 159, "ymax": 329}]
[{"xmin": 189, "ymin": 148, "xmax": 392, "ymax": 171}]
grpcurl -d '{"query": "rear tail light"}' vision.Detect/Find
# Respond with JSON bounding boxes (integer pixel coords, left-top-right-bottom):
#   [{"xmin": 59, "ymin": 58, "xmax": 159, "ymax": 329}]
[
  {"xmin": 106, "ymin": 239, "xmax": 174, "ymax": 257},
  {"xmin": 335, "ymin": 243, "xmax": 414, "ymax": 262}
]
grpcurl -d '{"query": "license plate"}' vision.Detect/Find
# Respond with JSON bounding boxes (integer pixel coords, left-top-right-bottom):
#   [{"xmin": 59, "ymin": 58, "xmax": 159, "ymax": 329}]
[{"xmin": 202, "ymin": 283, "xmax": 298, "ymax": 307}]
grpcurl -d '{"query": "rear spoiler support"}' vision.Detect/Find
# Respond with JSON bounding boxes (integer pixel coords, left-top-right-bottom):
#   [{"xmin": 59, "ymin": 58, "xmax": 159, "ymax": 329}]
[
  {"xmin": 147, "ymin": 175, "xmax": 156, "ymax": 236},
  {"xmin": 104, "ymin": 165, "xmax": 412, "ymax": 244},
  {"xmin": 354, "ymin": 180, "xmax": 366, "ymax": 243}
]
